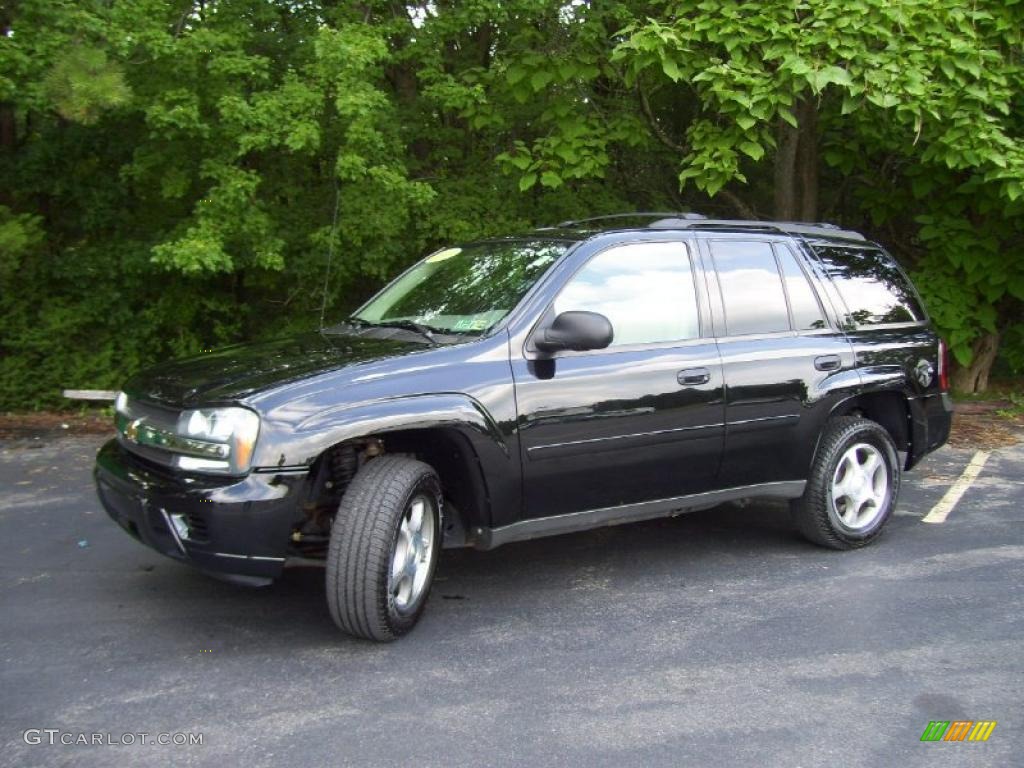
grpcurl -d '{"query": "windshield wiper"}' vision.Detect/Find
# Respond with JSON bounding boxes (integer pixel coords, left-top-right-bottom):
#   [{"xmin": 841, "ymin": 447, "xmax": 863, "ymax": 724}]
[{"xmin": 346, "ymin": 317, "xmax": 439, "ymax": 344}]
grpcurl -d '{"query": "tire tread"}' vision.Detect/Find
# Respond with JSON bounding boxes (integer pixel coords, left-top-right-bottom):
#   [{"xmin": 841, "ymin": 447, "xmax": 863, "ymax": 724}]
[
  {"xmin": 326, "ymin": 456, "xmax": 439, "ymax": 641},
  {"xmin": 792, "ymin": 416, "xmax": 900, "ymax": 550}
]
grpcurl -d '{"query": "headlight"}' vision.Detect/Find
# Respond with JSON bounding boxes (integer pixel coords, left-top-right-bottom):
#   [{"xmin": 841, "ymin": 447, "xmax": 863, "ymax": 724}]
[
  {"xmin": 175, "ymin": 407, "xmax": 260, "ymax": 474},
  {"xmin": 115, "ymin": 393, "xmax": 260, "ymax": 475}
]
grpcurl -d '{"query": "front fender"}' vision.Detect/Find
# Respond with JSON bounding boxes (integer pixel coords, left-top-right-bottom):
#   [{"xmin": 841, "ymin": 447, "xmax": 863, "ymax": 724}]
[{"xmin": 253, "ymin": 393, "xmax": 510, "ymax": 469}]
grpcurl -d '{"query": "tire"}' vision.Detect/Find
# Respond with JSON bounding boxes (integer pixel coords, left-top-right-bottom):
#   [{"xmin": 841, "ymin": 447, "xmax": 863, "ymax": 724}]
[
  {"xmin": 326, "ymin": 456, "xmax": 442, "ymax": 641},
  {"xmin": 792, "ymin": 416, "xmax": 901, "ymax": 550}
]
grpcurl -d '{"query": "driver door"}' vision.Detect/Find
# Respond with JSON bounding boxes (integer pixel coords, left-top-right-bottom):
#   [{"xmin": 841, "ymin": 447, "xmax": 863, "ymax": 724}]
[{"xmin": 510, "ymin": 239, "xmax": 725, "ymax": 520}]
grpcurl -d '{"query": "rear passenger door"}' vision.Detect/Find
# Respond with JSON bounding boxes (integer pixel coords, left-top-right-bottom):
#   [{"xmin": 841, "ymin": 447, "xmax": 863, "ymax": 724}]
[{"xmin": 701, "ymin": 237, "xmax": 856, "ymax": 488}]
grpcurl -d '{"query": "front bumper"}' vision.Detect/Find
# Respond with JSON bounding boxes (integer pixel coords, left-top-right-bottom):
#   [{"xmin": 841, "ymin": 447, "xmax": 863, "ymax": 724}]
[{"xmin": 94, "ymin": 439, "xmax": 308, "ymax": 581}]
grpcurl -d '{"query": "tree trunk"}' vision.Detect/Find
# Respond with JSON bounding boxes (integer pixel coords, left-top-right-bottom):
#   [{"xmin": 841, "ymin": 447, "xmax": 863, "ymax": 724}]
[
  {"xmin": 0, "ymin": 103, "xmax": 13, "ymax": 152},
  {"xmin": 0, "ymin": 103, "xmax": 14, "ymax": 207},
  {"xmin": 796, "ymin": 98, "xmax": 818, "ymax": 221},
  {"xmin": 951, "ymin": 331, "xmax": 1001, "ymax": 394},
  {"xmin": 0, "ymin": 6, "xmax": 15, "ymax": 206},
  {"xmin": 773, "ymin": 116, "xmax": 799, "ymax": 220},
  {"xmin": 774, "ymin": 97, "xmax": 820, "ymax": 222}
]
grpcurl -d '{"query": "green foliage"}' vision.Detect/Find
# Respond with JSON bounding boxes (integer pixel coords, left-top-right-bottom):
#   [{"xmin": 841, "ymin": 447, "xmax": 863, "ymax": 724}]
[
  {"xmin": 615, "ymin": 0, "xmax": 1024, "ymax": 200},
  {"xmin": 911, "ymin": 208, "xmax": 1023, "ymax": 367},
  {"xmin": 0, "ymin": 206, "xmax": 44, "ymax": 280},
  {"xmin": 0, "ymin": 0, "xmax": 1021, "ymax": 407},
  {"xmin": 42, "ymin": 46, "xmax": 131, "ymax": 124},
  {"xmin": 612, "ymin": 0, "xmax": 1024, "ymax": 376}
]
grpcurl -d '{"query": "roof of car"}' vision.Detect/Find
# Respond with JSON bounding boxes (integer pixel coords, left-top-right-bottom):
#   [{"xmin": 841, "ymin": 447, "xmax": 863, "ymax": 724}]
[{"xmin": 529, "ymin": 212, "xmax": 869, "ymax": 244}]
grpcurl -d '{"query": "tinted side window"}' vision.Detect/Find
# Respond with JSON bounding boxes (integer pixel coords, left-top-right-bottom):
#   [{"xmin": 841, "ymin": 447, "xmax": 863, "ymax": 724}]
[
  {"xmin": 711, "ymin": 240, "xmax": 790, "ymax": 335},
  {"xmin": 553, "ymin": 241, "xmax": 698, "ymax": 346},
  {"xmin": 776, "ymin": 244, "xmax": 827, "ymax": 330},
  {"xmin": 813, "ymin": 246, "xmax": 925, "ymax": 326}
]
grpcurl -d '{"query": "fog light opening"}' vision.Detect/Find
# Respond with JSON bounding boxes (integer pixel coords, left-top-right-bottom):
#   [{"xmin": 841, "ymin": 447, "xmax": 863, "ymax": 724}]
[
  {"xmin": 161, "ymin": 510, "xmax": 191, "ymax": 555},
  {"xmin": 170, "ymin": 513, "xmax": 191, "ymax": 541}
]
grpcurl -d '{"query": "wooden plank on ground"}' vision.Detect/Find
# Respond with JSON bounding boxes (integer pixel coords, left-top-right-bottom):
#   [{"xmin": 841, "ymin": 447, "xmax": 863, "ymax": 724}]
[{"xmin": 62, "ymin": 389, "xmax": 118, "ymax": 402}]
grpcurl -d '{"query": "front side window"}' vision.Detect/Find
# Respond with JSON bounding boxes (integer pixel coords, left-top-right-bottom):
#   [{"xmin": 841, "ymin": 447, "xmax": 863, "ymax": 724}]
[
  {"xmin": 812, "ymin": 246, "xmax": 925, "ymax": 326},
  {"xmin": 353, "ymin": 241, "xmax": 567, "ymax": 334},
  {"xmin": 711, "ymin": 240, "xmax": 790, "ymax": 335},
  {"xmin": 553, "ymin": 241, "xmax": 699, "ymax": 347}
]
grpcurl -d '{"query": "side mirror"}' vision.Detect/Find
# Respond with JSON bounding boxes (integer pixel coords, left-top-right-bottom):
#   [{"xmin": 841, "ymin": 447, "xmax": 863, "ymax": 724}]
[{"xmin": 535, "ymin": 311, "xmax": 614, "ymax": 353}]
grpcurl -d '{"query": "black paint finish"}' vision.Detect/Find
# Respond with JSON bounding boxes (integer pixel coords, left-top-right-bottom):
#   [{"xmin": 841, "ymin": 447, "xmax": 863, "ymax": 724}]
[{"xmin": 96, "ymin": 224, "xmax": 952, "ymax": 577}]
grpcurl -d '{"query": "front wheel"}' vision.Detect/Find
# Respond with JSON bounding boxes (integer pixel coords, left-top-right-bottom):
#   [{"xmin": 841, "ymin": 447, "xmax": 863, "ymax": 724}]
[
  {"xmin": 792, "ymin": 416, "xmax": 901, "ymax": 550},
  {"xmin": 326, "ymin": 456, "xmax": 442, "ymax": 641}
]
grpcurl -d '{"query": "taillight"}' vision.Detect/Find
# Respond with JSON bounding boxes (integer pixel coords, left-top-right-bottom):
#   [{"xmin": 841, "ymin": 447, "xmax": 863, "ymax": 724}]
[{"xmin": 937, "ymin": 338, "xmax": 950, "ymax": 391}]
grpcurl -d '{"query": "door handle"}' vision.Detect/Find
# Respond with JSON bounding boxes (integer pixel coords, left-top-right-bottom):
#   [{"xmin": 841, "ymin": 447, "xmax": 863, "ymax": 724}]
[
  {"xmin": 677, "ymin": 367, "xmax": 711, "ymax": 386},
  {"xmin": 814, "ymin": 354, "xmax": 842, "ymax": 372}
]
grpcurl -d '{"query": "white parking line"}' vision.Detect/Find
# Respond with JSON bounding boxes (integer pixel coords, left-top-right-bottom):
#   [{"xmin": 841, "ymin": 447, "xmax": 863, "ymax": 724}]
[{"xmin": 921, "ymin": 450, "xmax": 991, "ymax": 524}]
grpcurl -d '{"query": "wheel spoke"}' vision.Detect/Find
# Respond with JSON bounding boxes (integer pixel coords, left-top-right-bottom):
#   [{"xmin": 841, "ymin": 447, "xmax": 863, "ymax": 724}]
[
  {"xmin": 861, "ymin": 451, "xmax": 881, "ymax": 480},
  {"xmin": 866, "ymin": 485, "xmax": 886, "ymax": 510},
  {"xmin": 391, "ymin": 538, "xmax": 407, "ymax": 583},
  {"xmin": 856, "ymin": 497, "xmax": 873, "ymax": 525},
  {"xmin": 409, "ymin": 500, "xmax": 424, "ymax": 534},
  {"xmin": 841, "ymin": 499, "xmax": 861, "ymax": 526},
  {"xmin": 395, "ymin": 573, "xmax": 411, "ymax": 604},
  {"xmin": 832, "ymin": 477, "xmax": 852, "ymax": 503},
  {"xmin": 835, "ymin": 456, "xmax": 853, "ymax": 484},
  {"xmin": 412, "ymin": 559, "xmax": 429, "ymax": 599}
]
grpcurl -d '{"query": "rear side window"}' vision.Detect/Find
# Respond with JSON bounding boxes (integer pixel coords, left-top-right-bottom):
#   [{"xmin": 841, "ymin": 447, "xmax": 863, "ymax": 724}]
[
  {"xmin": 813, "ymin": 246, "xmax": 925, "ymax": 326},
  {"xmin": 710, "ymin": 240, "xmax": 790, "ymax": 335},
  {"xmin": 776, "ymin": 244, "xmax": 827, "ymax": 330}
]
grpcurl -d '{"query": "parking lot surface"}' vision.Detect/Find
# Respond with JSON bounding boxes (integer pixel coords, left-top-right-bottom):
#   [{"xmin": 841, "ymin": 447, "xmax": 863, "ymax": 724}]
[{"xmin": 1, "ymin": 432, "xmax": 1021, "ymax": 767}]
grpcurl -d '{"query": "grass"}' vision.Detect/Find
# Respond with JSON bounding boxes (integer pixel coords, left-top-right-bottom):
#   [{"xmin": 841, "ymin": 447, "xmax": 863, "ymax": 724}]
[
  {"xmin": 951, "ymin": 375, "xmax": 1022, "ymax": 404},
  {"xmin": 995, "ymin": 392, "xmax": 1024, "ymax": 419}
]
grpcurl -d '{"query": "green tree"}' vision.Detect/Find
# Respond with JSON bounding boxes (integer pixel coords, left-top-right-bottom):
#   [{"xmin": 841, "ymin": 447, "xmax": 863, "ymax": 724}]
[
  {"xmin": 611, "ymin": 0, "xmax": 1024, "ymax": 391},
  {"xmin": 0, "ymin": 0, "xmax": 1021, "ymax": 408}
]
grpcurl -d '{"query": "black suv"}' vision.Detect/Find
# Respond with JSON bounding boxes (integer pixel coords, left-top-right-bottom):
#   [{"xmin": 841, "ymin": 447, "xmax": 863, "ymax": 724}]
[{"xmin": 95, "ymin": 214, "xmax": 952, "ymax": 641}]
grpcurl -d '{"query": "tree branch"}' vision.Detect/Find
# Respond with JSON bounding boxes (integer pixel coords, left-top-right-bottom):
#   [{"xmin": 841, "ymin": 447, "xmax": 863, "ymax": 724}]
[
  {"xmin": 637, "ymin": 85, "xmax": 687, "ymax": 154},
  {"xmin": 717, "ymin": 188, "xmax": 758, "ymax": 220},
  {"xmin": 637, "ymin": 82, "xmax": 754, "ymax": 220}
]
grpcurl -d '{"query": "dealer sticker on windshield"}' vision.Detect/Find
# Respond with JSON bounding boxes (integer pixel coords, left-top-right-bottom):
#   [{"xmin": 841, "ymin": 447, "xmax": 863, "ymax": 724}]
[{"xmin": 426, "ymin": 247, "xmax": 462, "ymax": 263}]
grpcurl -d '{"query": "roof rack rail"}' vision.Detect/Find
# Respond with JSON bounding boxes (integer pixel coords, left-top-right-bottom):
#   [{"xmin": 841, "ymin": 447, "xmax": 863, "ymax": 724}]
[
  {"xmin": 555, "ymin": 212, "xmax": 707, "ymax": 228},
  {"xmin": 647, "ymin": 217, "xmax": 866, "ymax": 241}
]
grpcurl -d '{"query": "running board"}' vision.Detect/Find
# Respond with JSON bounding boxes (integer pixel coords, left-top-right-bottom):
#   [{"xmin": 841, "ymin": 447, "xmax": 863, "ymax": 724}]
[{"xmin": 472, "ymin": 481, "xmax": 806, "ymax": 550}]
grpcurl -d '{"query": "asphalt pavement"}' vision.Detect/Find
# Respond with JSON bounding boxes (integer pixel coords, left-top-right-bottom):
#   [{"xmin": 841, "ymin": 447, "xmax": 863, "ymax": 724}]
[{"xmin": 1, "ymin": 431, "xmax": 1021, "ymax": 767}]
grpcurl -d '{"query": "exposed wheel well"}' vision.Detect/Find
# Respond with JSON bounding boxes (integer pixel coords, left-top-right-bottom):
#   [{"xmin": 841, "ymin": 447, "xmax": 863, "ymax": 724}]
[
  {"xmin": 831, "ymin": 392, "xmax": 911, "ymax": 453},
  {"xmin": 297, "ymin": 428, "xmax": 489, "ymax": 555},
  {"xmin": 375, "ymin": 427, "xmax": 490, "ymax": 544}
]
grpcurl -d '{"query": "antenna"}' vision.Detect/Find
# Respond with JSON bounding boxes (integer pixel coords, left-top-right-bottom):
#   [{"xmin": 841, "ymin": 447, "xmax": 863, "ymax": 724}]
[{"xmin": 318, "ymin": 179, "xmax": 341, "ymax": 330}]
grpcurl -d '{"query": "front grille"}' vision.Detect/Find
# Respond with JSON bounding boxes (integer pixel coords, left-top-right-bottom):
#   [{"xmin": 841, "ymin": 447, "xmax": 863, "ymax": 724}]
[{"xmin": 117, "ymin": 397, "xmax": 181, "ymax": 469}]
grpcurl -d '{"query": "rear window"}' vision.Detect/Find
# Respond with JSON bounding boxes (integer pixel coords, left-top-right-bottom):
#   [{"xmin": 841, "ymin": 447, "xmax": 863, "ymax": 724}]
[{"xmin": 812, "ymin": 245, "xmax": 925, "ymax": 326}]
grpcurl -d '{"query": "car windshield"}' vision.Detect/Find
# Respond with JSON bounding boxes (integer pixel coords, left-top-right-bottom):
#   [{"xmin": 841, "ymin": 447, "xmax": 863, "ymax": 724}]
[{"xmin": 350, "ymin": 240, "xmax": 568, "ymax": 334}]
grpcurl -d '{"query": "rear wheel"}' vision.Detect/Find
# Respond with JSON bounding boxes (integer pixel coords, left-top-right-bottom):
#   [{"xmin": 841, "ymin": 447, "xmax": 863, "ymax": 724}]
[
  {"xmin": 792, "ymin": 416, "xmax": 900, "ymax": 550},
  {"xmin": 326, "ymin": 456, "xmax": 442, "ymax": 641}
]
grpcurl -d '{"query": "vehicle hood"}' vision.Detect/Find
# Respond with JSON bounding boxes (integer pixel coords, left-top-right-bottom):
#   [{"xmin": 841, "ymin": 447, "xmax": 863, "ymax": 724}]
[{"xmin": 125, "ymin": 332, "xmax": 425, "ymax": 407}]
